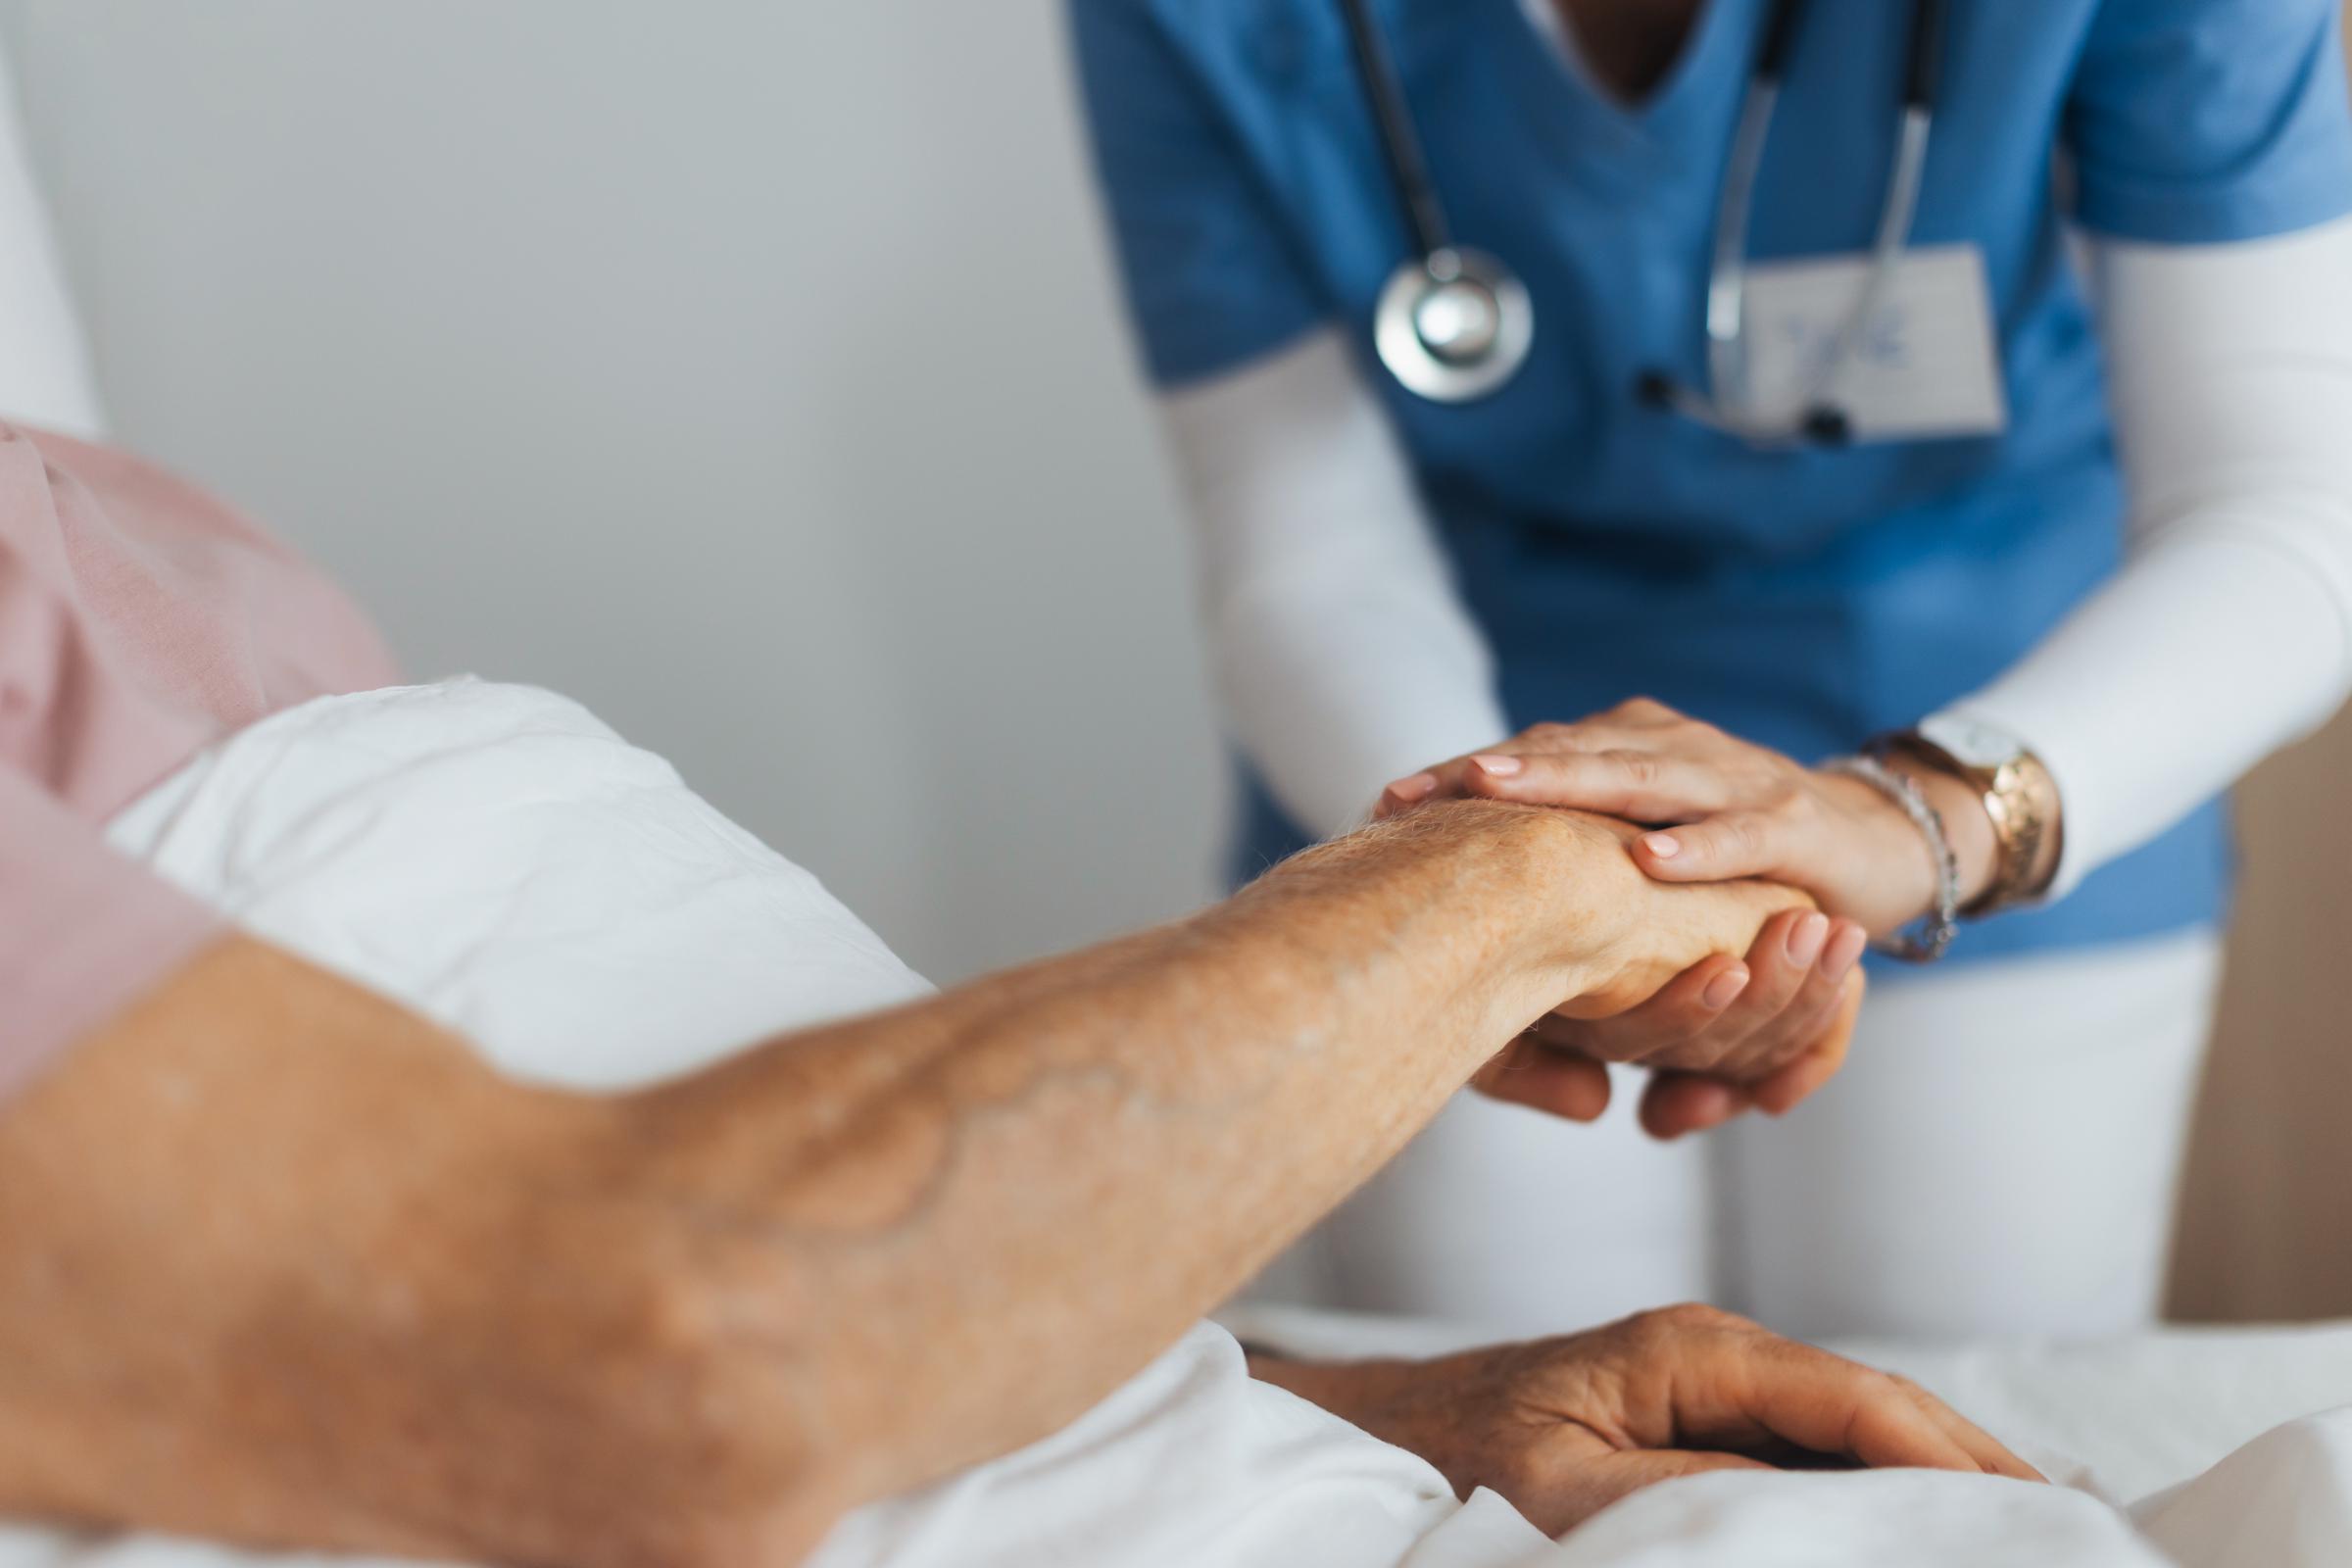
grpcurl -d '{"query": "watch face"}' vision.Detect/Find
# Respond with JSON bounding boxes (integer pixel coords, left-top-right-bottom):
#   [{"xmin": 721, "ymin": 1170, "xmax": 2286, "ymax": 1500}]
[{"xmin": 1920, "ymin": 715, "xmax": 2021, "ymax": 770}]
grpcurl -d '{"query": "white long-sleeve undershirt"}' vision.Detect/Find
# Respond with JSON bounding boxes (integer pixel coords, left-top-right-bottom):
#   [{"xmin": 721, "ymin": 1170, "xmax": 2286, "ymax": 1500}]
[
  {"xmin": 1157, "ymin": 217, "xmax": 2352, "ymax": 888},
  {"xmin": 1161, "ymin": 334, "xmax": 1512, "ymax": 841},
  {"xmin": 1946, "ymin": 220, "xmax": 2352, "ymax": 896}
]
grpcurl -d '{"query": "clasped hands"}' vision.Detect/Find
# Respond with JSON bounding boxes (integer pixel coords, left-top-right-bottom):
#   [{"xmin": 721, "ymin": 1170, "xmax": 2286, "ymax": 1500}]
[{"xmin": 1376, "ymin": 699, "xmax": 1974, "ymax": 1140}]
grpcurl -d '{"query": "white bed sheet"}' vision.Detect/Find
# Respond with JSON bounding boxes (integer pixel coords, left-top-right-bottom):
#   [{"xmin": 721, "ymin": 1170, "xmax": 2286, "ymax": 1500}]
[{"xmin": 9, "ymin": 677, "xmax": 2346, "ymax": 1568}]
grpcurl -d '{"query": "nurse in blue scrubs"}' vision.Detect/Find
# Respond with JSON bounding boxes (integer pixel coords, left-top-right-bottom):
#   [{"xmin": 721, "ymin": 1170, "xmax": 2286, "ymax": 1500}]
[{"xmin": 1072, "ymin": 0, "xmax": 2352, "ymax": 1338}]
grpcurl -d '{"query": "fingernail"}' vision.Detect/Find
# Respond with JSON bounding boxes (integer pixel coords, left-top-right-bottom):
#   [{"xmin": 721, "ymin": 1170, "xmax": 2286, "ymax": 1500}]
[
  {"xmin": 1385, "ymin": 771, "xmax": 1437, "ymax": 801},
  {"xmin": 1700, "ymin": 967, "xmax": 1749, "ymax": 1010},
  {"xmin": 1642, "ymin": 832, "xmax": 1680, "ymax": 859},
  {"xmin": 1471, "ymin": 754, "xmax": 1522, "ymax": 776},
  {"xmin": 1787, "ymin": 912, "xmax": 1829, "ymax": 966},
  {"xmin": 1824, "ymin": 922, "xmax": 1868, "ymax": 979}
]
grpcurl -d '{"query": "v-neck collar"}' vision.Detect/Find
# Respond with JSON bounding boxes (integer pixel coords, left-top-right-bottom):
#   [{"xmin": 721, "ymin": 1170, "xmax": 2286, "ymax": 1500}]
[{"xmin": 1499, "ymin": 0, "xmax": 1757, "ymax": 154}]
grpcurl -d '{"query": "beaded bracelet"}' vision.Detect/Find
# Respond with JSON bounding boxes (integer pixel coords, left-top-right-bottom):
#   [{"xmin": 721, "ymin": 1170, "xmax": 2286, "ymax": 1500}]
[{"xmin": 1819, "ymin": 753, "xmax": 1959, "ymax": 962}]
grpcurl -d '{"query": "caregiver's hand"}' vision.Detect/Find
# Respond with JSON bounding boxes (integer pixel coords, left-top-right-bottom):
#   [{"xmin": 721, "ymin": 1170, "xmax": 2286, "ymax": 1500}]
[
  {"xmin": 1410, "ymin": 801, "xmax": 1864, "ymax": 1140},
  {"xmin": 1378, "ymin": 699, "xmax": 1999, "ymax": 935},
  {"xmin": 1469, "ymin": 904, "xmax": 1867, "ymax": 1139},
  {"xmin": 1248, "ymin": 1302, "xmax": 2042, "ymax": 1538}
]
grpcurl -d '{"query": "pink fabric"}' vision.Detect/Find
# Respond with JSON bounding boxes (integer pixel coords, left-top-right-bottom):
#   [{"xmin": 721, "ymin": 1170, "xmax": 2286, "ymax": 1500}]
[{"xmin": 0, "ymin": 423, "xmax": 396, "ymax": 1098}]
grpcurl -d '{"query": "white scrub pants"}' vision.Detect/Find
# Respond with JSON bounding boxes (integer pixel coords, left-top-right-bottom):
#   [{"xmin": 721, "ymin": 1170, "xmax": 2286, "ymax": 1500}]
[{"xmin": 1256, "ymin": 927, "xmax": 2226, "ymax": 1341}]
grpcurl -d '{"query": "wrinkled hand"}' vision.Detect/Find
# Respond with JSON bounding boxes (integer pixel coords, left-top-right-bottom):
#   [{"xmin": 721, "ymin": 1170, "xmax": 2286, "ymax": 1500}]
[
  {"xmin": 1379, "ymin": 799, "xmax": 1867, "ymax": 1139},
  {"xmin": 1250, "ymin": 1303, "xmax": 2041, "ymax": 1538}
]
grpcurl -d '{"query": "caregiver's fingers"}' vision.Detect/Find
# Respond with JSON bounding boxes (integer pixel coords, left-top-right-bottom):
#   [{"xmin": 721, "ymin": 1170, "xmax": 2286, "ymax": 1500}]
[
  {"xmin": 1530, "ymin": 951, "xmax": 1753, "ymax": 1065},
  {"xmin": 1684, "ymin": 907, "xmax": 1819, "ymax": 1062},
  {"xmin": 1748, "ymin": 969, "xmax": 1865, "ymax": 1117},
  {"xmin": 1371, "ymin": 770, "xmax": 1442, "ymax": 819},
  {"xmin": 1713, "ymin": 918, "xmax": 1867, "ymax": 1081},
  {"xmin": 1553, "ymin": 907, "xmax": 1814, "ymax": 1085},
  {"xmin": 1470, "ymin": 1038, "xmax": 1615, "ymax": 1122},
  {"xmin": 1373, "ymin": 728, "xmax": 1689, "ymax": 819},
  {"xmin": 1536, "ymin": 940, "xmax": 1827, "ymax": 1139},
  {"xmin": 1375, "ymin": 752, "xmax": 1544, "ymax": 818},
  {"xmin": 1373, "ymin": 761, "xmax": 1502, "ymax": 818},
  {"xmin": 1638, "ymin": 1071, "xmax": 1750, "ymax": 1140},
  {"xmin": 1634, "ymin": 809, "xmax": 1798, "ymax": 884},
  {"xmin": 1639, "ymin": 974, "xmax": 1852, "ymax": 1139},
  {"xmin": 1621, "ymin": 913, "xmax": 1852, "ymax": 1132},
  {"xmin": 1453, "ymin": 749, "xmax": 1741, "ymax": 821}
]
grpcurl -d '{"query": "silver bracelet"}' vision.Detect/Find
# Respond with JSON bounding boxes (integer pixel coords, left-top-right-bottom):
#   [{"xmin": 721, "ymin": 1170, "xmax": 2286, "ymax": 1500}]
[{"xmin": 1820, "ymin": 754, "xmax": 1958, "ymax": 963}]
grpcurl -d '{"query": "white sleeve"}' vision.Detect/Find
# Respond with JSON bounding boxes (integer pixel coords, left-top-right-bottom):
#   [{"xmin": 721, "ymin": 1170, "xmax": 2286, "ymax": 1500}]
[
  {"xmin": 1159, "ymin": 329, "xmax": 1510, "ymax": 842},
  {"xmin": 1928, "ymin": 216, "xmax": 2352, "ymax": 899}
]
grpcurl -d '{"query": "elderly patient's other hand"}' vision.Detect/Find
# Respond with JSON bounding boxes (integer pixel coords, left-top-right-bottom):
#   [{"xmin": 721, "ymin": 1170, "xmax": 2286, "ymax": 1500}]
[
  {"xmin": 1250, "ymin": 1303, "xmax": 2041, "ymax": 1538},
  {"xmin": 1457, "ymin": 813, "xmax": 1866, "ymax": 1142}
]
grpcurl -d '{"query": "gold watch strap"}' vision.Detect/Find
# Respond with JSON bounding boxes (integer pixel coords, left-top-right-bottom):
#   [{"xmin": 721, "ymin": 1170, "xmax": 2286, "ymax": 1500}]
[{"xmin": 1880, "ymin": 733, "xmax": 2061, "ymax": 917}]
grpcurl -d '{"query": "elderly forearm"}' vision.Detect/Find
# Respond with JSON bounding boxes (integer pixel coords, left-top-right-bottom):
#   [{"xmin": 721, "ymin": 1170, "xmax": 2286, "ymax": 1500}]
[
  {"xmin": 620, "ymin": 802, "xmax": 1685, "ymax": 1507},
  {"xmin": 0, "ymin": 805, "xmax": 1787, "ymax": 1566}
]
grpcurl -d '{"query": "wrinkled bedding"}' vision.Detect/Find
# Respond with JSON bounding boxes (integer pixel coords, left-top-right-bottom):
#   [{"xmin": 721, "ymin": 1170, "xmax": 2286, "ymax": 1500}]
[
  {"xmin": 1236, "ymin": 1301, "xmax": 2352, "ymax": 1565},
  {"xmin": 12, "ymin": 676, "xmax": 2345, "ymax": 1568}
]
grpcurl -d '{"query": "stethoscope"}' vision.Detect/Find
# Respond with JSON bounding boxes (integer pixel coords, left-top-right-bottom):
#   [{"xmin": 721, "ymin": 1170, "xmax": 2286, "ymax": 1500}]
[{"xmin": 1343, "ymin": 0, "xmax": 1947, "ymax": 446}]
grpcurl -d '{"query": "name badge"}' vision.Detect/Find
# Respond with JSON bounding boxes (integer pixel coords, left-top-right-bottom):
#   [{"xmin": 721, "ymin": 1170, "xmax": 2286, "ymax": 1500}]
[{"xmin": 1738, "ymin": 244, "xmax": 2008, "ymax": 442}]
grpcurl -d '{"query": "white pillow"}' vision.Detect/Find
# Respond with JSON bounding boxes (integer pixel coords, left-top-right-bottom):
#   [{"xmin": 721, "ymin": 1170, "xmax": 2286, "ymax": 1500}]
[{"xmin": 105, "ymin": 677, "xmax": 932, "ymax": 1089}]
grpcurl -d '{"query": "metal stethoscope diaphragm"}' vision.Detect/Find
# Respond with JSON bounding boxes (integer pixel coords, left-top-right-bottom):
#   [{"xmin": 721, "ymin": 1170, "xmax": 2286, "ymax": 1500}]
[
  {"xmin": 1373, "ymin": 244, "xmax": 1534, "ymax": 402},
  {"xmin": 1341, "ymin": 0, "xmax": 1945, "ymax": 447}
]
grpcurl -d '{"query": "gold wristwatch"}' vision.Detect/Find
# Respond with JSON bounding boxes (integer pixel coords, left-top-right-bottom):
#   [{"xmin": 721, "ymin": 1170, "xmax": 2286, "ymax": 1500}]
[{"xmin": 1884, "ymin": 716, "xmax": 2063, "ymax": 917}]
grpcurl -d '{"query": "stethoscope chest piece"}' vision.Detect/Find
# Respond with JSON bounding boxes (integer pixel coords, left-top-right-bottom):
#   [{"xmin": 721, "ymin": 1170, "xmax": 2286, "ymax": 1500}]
[
  {"xmin": 1343, "ymin": 0, "xmax": 1946, "ymax": 436},
  {"xmin": 1373, "ymin": 246, "xmax": 1534, "ymax": 403}
]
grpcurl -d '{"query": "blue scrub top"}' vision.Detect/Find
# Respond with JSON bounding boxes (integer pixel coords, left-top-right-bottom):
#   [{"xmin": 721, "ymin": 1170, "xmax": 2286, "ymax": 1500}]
[{"xmin": 1072, "ymin": 0, "xmax": 2352, "ymax": 961}]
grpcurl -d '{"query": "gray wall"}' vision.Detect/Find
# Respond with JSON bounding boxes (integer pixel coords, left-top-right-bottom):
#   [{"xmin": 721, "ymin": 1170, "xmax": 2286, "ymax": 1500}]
[{"xmin": 3, "ymin": 0, "xmax": 1227, "ymax": 984}]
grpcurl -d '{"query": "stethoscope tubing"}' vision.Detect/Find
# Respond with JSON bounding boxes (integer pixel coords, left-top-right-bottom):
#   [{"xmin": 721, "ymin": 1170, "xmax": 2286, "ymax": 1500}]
[
  {"xmin": 1344, "ymin": 0, "xmax": 1948, "ymax": 442},
  {"xmin": 1337, "ymin": 0, "xmax": 1451, "ymax": 257}
]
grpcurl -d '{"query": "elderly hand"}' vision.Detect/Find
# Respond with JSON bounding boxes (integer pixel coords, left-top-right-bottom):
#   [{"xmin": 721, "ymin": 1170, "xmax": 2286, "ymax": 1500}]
[
  {"xmin": 0, "ymin": 820, "xmax": 1842, "ymax": 1567},
  {"xmin": 1379, "ymin": 793, "xmax": 1869, "ymax": 1139},
  {"xmin": 1249, "ymin": 1302, "xmax": 2042, "ymax": 1537}
]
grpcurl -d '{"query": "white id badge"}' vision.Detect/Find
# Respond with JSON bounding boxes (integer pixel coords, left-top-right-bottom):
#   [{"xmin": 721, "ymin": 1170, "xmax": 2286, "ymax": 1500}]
[{"xmin": 1738, "ymin": 244, "xmax": 2008, "ymax": 442}]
